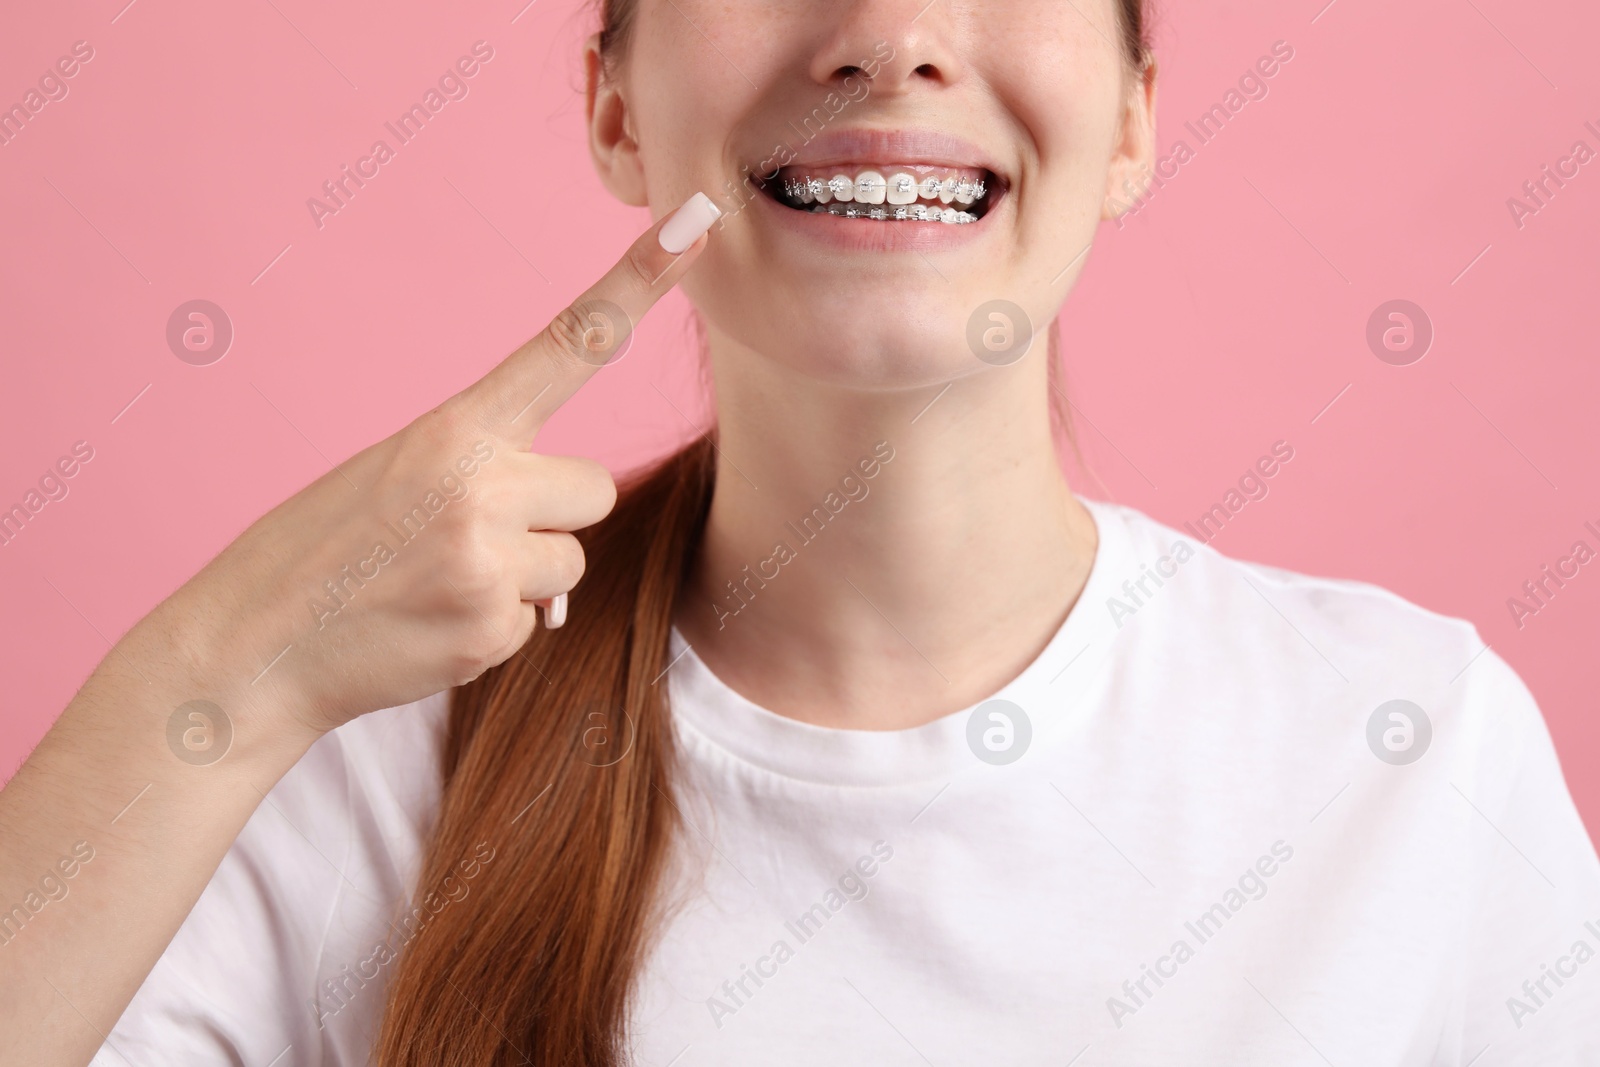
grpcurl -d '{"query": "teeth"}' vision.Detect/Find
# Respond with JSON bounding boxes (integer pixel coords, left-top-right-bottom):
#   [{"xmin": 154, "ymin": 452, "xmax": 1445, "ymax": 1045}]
[
  {"xmin": 806, "ymin": 202, "xmax": 977, "ymax": 224},
  {"xmin": 778, "ymin": 168, "xmax": 991, "ymax": 223},
  {"xmin": 886, "ymin": 172, "xmax": 918, "ymax": 206},
  {"xmin": 854, "ymin": 170, "xmax": 886, "ymax": 205},
  {"xmin": 781, "ymin": 169, "xmax": 987, "ymax": 205}
]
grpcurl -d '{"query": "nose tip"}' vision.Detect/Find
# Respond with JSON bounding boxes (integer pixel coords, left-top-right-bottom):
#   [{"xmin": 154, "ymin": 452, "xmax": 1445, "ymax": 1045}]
[
  {"xmin": 820, "ymin": 57, "xmax": 947, "ymax": 90},
  {"xmin": 808, "ymin": 11, "xmax": 964, "ymax": 93}
]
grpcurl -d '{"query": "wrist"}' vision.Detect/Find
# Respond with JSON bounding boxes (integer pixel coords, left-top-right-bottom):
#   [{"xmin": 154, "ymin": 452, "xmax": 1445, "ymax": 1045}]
[{"xmin": 119, "ymin": 594, "xmax": 326, "ymax": 772}]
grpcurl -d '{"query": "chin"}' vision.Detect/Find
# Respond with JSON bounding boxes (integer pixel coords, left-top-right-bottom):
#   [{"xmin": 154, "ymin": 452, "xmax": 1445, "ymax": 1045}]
[{"xmin": 692, "ymin": 278, "xmax": 991, "ymax": 393}]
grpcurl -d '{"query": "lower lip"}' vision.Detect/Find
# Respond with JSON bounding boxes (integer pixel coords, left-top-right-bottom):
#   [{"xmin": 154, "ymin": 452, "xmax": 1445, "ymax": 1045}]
[{"xmin": 755, "ymin": 191, "xmax": 1000, "ymax": 252}]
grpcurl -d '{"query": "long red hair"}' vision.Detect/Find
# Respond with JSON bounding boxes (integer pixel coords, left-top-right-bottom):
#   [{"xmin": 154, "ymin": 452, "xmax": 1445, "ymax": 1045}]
[{"xmin": 375, "ymin": 3, "xmax": 1150, "ymax": 1062}]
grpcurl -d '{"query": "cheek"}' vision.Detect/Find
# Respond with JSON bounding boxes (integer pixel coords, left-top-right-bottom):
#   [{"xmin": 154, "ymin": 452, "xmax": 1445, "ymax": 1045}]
[
  {"xmin": 627, "ymin": 4, "xmax": 800, "ymax": 197},
  {"xmin": 971, "ymin": 18, "xmax": 1131, "ymax": 245},
  {"xmin": 1008, "ymin": 55, "xmax": 1126, "ymax": 188}
]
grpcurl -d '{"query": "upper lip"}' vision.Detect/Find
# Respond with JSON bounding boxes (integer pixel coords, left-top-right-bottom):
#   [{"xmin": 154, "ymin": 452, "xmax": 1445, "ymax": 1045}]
[{"xmin": 758, "ymin": 127, "xmax": 1002, "ymax": 177}]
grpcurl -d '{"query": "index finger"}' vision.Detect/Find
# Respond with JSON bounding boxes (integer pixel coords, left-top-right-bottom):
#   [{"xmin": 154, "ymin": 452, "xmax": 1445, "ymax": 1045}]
[{"xmin": 464, "ymin": 191, "xmax": 722, "ymax": 435}]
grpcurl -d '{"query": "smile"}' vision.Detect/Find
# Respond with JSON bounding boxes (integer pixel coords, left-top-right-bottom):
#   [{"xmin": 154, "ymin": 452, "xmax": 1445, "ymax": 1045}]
[{"xmin": 765, "ymin": 164, "xmax": 998, "ymax": 225}]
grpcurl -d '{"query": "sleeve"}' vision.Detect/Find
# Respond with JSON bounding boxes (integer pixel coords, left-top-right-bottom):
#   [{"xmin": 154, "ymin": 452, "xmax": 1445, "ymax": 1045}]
[
  {"xmin": 90, "ymin": 696, "xmax": 447, "ymax": 1067},
  {"xmin": 1456, "ymin": 650, "xmax": 1600, "ymax": 1065}
]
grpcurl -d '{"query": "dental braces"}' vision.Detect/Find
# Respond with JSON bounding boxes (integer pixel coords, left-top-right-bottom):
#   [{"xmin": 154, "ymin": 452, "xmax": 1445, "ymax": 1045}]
[
  {"xmin": 805, "ymin": 202, "xmax": 979, "ymax": 224},
  {"xmin": 780, "ymin": 175, "xmax": 987, "ymax": 203}
]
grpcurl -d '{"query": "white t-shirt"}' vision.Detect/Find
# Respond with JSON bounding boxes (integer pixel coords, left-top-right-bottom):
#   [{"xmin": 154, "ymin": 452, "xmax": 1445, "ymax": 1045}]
[{"xmin": 94, "ymin": 499, "xmax": 1600, "ymax": 1066}]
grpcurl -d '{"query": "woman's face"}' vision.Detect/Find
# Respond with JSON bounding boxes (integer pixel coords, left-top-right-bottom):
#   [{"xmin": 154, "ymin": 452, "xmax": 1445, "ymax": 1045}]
[{"xmin": 587, "ymin": 0, "xmax": 1154, "ymax": 391}]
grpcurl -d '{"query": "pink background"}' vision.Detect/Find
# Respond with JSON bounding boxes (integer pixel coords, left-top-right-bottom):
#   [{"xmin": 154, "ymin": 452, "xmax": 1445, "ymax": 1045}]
[{"xmin": 2, "ymin": 1, "xmax": 1596, "ymax": 837}]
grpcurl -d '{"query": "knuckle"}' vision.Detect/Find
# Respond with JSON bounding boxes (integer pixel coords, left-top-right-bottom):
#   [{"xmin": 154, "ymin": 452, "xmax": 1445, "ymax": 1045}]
[
  {"xmin": 543, "ymin": 305, "xmax": 598, "ymax": 369},
  {"xmin": 487, "ymin": 595, "xmax": 526, "ymax": 648},
  {"xmin": 400, "ymin": 405, "xmax": 490, "ymax": 472},
  {"xmin": 560, "ymin": 458, "xmax": 617, "ymax": 519},
  {"xmin": 595, "ymin": 473, "xmax": 619, "ymax": 517},
  {"xmin": 411, "ymin": 403, "xmax": 469, "ymax": 449},
  {"xmin": 447, "ymin": 657, "xmax": 482, "ymax": 688},
  {"xmin": 452, "ymin": 635, "xmax": 503, "ymax": 683},
  {"xmin": 620, "ymin": 248, "xmax": 656, "ymax": 292},
  {"xmin": 546, "ymin": 533, "xmax": 587, "ymax": 590},
  {"xmin": 448, "ymin": 532, "xmax": 504, "ymax": 594},
  {"xmin": 461, "ymin": 473, "xmax": 505, "ymax": 520},
  {"xmin": 581, "ymin": 459, "xmax": 619, "ymax": 512},
  {"xmin": 447, "ymin": 594, "xmax": 523, "ymax": 684},
  {"xmin": 446, "ymin": 630, "xmax": 491, "ymax": 679}
]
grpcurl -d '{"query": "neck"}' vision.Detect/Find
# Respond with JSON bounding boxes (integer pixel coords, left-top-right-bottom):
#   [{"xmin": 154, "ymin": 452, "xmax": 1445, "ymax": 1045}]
[{"xmin": 674, "ymin": 328, "xmax": 1098, "ymax": 730}]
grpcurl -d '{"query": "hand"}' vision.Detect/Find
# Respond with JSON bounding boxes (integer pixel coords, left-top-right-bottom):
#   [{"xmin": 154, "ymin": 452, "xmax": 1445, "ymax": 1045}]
[{"xmin": 153, "ymin": 193, "xmax": 722, "ymax": 740}]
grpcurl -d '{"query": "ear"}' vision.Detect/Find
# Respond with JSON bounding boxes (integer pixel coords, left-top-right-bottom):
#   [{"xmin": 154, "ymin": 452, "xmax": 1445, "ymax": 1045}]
[
  {"xmin": 585, "ymin": 34, "xmax": 648, "ymax": 207},
  {"xmin": 1101, "ymin": 55, "xmax": 1158, "ymax": 220}
]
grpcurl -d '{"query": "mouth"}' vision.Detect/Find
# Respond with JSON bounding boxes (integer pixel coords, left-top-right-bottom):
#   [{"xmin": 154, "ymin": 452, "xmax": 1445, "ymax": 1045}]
[{"xmin": 759, "ymin": 163, "xmax": 1005, "ymax": 226}]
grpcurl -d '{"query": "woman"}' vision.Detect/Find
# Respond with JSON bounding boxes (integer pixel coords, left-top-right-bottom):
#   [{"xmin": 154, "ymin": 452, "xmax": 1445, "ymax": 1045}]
[{"xmin": 4, "ymin": 0, "xmax": 1597, "ymax": 1063}]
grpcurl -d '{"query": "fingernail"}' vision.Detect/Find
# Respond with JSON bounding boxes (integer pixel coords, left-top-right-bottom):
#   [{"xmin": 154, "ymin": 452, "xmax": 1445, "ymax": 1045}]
[
  {"xmin": 659, "ymin": 192, "xmax": 722, "ymax": 254},
  {"xmin": 544, "ymin": 593, "xmax": 567, "ymax": 629}
]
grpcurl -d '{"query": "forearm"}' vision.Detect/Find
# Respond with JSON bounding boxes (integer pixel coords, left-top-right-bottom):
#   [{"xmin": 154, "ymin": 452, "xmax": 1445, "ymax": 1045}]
[{"xmin": 0, "ymin": 605, "xmax": 318, "ymax": 1067}]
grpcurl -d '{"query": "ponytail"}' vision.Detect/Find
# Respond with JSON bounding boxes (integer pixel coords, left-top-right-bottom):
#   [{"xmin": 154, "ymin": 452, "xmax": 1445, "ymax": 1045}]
[{"xmin": 376, "ymin": 438, "xmax": 716, "ymax": 1066}]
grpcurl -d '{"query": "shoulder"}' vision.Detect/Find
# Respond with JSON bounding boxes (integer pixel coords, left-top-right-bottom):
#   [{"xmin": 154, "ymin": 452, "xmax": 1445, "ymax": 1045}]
[
  {"xmin": 1092, "ymin": 499, "xmax": 1491, "ymax": 690},
  {"xmin": 1085, "ymin": 499, "xmax": 1597, "ymax": 876},
  {"xmin": 1084, "ymin": 499, "xmax": 1563, "ymax": 788}
]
